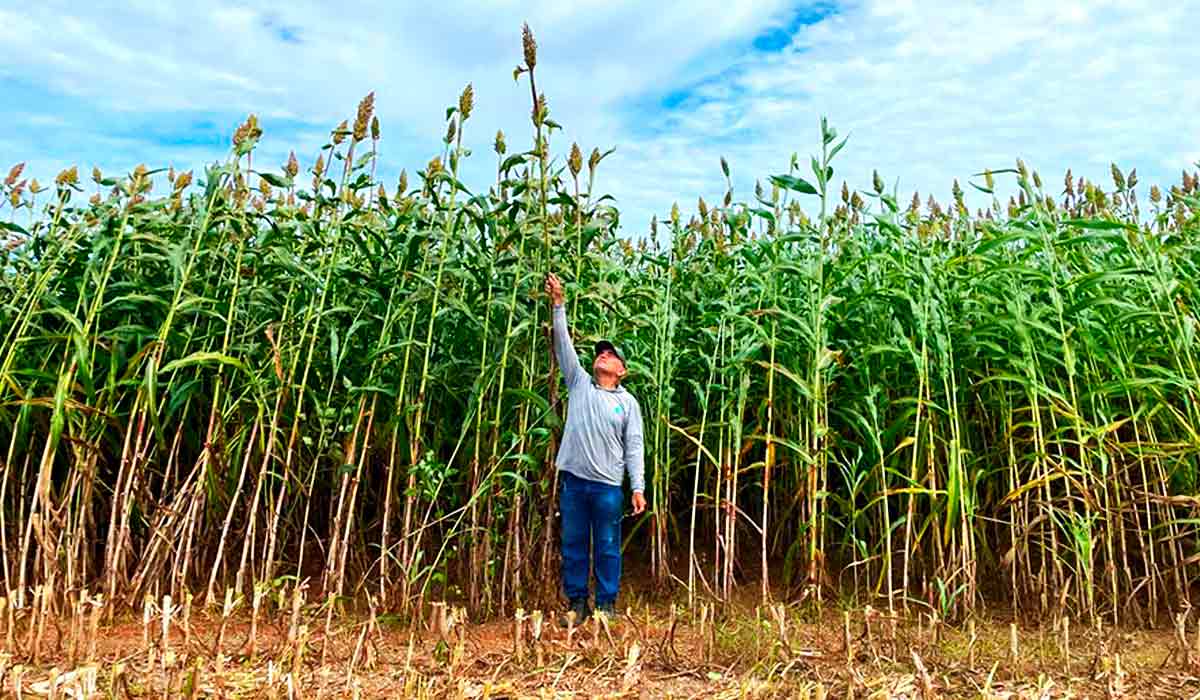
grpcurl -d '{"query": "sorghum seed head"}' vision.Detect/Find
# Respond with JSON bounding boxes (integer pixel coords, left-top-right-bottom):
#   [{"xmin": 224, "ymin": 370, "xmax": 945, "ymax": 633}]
[
  {"xmin": 398, "ymin": 169, "xmax": 408, "ymax": 193},
  {"xmin": 314, "ymin": 154, "xmax": 326, "ymax": 178},
  {"xmin": 720, "ymin": 156, "xmax": 730, "ymax": 178},
  {"xmin": 1033, "ymin": 171, "xmax": 1042, "ymax": 189},
  {"xmin": 233, "ymin": 114, "xmax": 262, "ymax": 149},
  {"xmin": 841, "ymin": 182, "xmax": 849, "ymax": 204},
  {"xmin": 92, "ymin": 166, "xmax": 103, "ymax": 183},
  {"xmin": 1150, "ymin": 185, "xmax": 1162, "ymax": 203},
  {"xmin": 531, "ymin": 93, "xmax": 548, "ymax": 127},
  {"xmin": 353, "ymin": 92, "xmax": 375, "ymax": 142},
  {"xmin": 1016, "ymin": 158, "xmax": 1028, "ymax": 178},
  {"xmin": 873, "ymin": 169, "xmax": 884, "ymax": 194},
  {"xmin": 90, "ymin": 193, "xmax": 101, "ymax": 205},
  {"xmin": 55, "ymin": 166, "xmax": 78, "ymax": 187},
  {"xmin": 371, "ymin": 116, "xmax": 380, "ymax": 141},
  {"xmin": 588, "ymin": 147, "xmax": 601, "ymax": 175},
  {"xmin": 1111, "ymin": 163, "xmax": 1125, "ymax": 190},
  {"xmin": 260, "ymin": 179, "xmax": 273, "ymax": 199},
  {"xmin": 494, "ymin": 130, "xmax": 506, "ymax": 155},
  {"xmin": 175, "ymin": 171, "xmax": 192, "ymax": 191},
  {"xmin": 5, "ymin": 163, "xmax": 24, "ymax": 186},
  {"xmin": 1064, "ymin": 169, "xmax": 1074, "ymax": 196},
  {"xmin": 568, "ymin": 143, "xmax": 583, "ymax": 177},
  {"xmin": 952, "ymin": 179, "xmax": 964, "ymax": 206},
  {"xmin": 910, "ymin": 192, "xmax": 920, "ymax": 213},
  {"xmin": 697, "ymin": 197, "xmax": 708, "ymax": 218},
  {"xmin": 671, "ymin": 202, "xmax": 680, "ymax": 226},
  {"xmin": 286, "ymin": 151, "xmax": 299, "ymax": 178},
  {"xmin": 1127, "ymin": 168, "xmax": 1138, "ymax": 189},
  {"xmin": 522, "ymin": 23, "xmax": 537, "ymax": 69},
  {"xmin": 428, "ymin": 156, "xmax": 443, "ymax": 177},
  {"xmin": 445, "ymin": 118, "xmax": 457, "ymax": 144},
  {"xmin": 459, "ymin": 83, "xmax": 474, "ymax": 121},
  {"xmin": 984, "ymin": 169, "xmax": 995, "ymax": 190},
  {"xmin": 851, "ymin": 191, "xmax": 864, "ymax": 210},
  {"xmin": 333, "ymin": 119, "xmax": 349, "ymax": 145}
]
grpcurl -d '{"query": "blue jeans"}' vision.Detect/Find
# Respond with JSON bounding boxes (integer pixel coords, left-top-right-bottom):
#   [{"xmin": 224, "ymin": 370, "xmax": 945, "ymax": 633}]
[{"xmin": 559, "ymin": 470, "xmax": 623, "ymax": 607}]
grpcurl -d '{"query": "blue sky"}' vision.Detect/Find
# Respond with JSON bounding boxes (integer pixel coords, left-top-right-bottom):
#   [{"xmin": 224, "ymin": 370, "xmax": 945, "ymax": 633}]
[{"xmin": 2, "ymin": 1, "xmax": 1198, "ymax": 234}]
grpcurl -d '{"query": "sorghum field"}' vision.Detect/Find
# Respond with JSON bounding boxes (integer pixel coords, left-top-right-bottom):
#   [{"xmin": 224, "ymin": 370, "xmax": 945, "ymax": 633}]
[{"xmin": 3, "ymin": 25, "xmax": 1200, "ymax": 698}]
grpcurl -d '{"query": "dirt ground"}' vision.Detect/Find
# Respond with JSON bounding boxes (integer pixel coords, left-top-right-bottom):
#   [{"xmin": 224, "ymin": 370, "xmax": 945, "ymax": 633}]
[
  {"xmin": 4, "ymin": 587, "xmax": 1200, "ymax": 699},
  {"xmin": 7, "ymin": 571, "xmax": 1200, "ymax": 696}
]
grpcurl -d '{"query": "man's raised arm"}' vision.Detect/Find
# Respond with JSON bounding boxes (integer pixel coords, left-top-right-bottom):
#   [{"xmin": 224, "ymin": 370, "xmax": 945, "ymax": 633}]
[{"xmin": 545, "ymin": 273, "xmax": 586, "ymax": 390}]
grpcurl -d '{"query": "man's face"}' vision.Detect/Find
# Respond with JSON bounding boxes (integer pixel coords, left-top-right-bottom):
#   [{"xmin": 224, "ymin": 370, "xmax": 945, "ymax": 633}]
[{"xmin": 593, "ymin": 349, "xmax": 626, "ymax": 379}]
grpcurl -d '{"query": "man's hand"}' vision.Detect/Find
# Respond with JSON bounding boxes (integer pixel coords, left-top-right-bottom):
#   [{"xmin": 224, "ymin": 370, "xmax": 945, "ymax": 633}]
[
  {"xmin": 544, "ymin": 273, "xmax": 564, "ymax": 306},
  {"xmin": 631, "ymin": 491, "xmax": 646, "ymax": 515}
]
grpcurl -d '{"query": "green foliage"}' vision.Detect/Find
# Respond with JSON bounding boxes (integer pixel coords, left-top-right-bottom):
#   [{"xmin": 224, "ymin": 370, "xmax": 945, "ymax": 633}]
[{"xmin": 2, "ymin": 55, "xmax": 1200, "ymax": 628}]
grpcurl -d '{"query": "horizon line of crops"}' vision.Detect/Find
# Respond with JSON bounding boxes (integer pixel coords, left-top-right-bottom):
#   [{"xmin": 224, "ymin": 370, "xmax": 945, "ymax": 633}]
[{"xmin": 3, "ymin": 24, "xmax": 1200, "ymax": 629}]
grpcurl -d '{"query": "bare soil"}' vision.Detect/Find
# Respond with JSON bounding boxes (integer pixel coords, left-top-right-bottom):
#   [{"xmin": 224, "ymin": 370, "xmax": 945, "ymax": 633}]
[{"xmin": 2, "ymin": 589, "xmax": 1200, "ymax": 698}]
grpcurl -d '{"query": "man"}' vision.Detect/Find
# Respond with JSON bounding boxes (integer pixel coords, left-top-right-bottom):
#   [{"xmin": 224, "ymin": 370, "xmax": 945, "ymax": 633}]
[{"xmin": 545, "ymin": 272, "xmax": 646, "ymax": 624}]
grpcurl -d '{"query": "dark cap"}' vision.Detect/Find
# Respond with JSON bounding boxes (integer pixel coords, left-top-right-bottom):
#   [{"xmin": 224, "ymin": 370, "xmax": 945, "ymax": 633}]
[{"xmin": 594, "ymin": 339, "xmax": 625, "ymax": 366}]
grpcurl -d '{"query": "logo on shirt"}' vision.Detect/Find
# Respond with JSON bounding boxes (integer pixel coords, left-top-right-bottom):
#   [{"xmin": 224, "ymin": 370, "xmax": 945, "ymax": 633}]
[{"xmin": 614, "ymin": 404, "xmax": 623, "ymax": 415}]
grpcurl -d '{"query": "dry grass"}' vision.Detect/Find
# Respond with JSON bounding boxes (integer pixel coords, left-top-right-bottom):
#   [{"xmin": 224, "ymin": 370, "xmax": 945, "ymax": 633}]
[{"xmin": 1, "ymin": 588, "xmax": 1199, "ymax": 699}]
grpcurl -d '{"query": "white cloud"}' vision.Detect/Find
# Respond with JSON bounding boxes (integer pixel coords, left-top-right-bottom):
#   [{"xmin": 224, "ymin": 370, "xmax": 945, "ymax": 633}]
[
  {"xmin": 0, "ymin": 0, "xmax": 1197, "ymax": 234},
  {"xmin": 0, "ymin": 0, "xmax": 795, "ymax": 216},
  {"xmin": 620, "ymin": 0, "xmax": 1200, "ymax": 229}
]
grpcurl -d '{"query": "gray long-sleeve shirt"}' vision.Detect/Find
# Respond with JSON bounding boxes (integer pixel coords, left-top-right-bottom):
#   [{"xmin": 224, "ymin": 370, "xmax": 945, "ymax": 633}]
[{"xmin": 552, "ymin": 304, "xmax": 645, "ymax": 493}]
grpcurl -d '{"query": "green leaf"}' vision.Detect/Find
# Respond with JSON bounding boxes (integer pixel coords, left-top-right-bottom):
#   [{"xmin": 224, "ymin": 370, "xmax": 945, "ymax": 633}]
[
  {"xmin": 257, "ymin": 172, "xmax": 291, "ymax": 188},
  {"xmin": 828, "ymin": 135, "xmax": 850, "ymax": 162},
  {"xmin": 1060, "ymin": 218, "xmax": 1132, "ymax": 231},
  {"xmin": 160, "ymin": 351, "xmax": 250, "ymax": 375},
  {"xmin": 500, "ymin": 154, "xmax": 528, "ymax": 173},
  {"xmin": 768, "ymin": 174, "xmax": 818, "ymax": 195},
  {"xmin": 504, "ymin": 387, "xmax": 551, "ymax": 416},
  {"xmin": 46, "ymin": 368, "xmax": 71, "ymax": 457}
]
